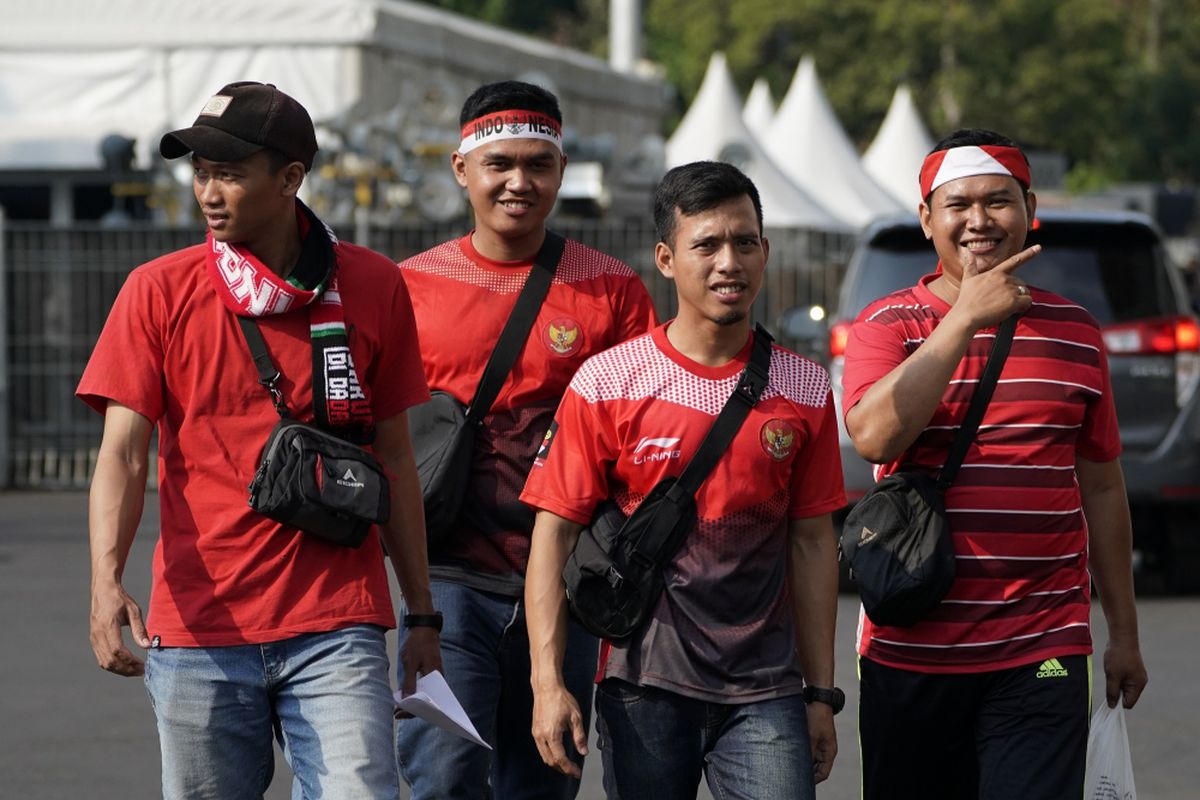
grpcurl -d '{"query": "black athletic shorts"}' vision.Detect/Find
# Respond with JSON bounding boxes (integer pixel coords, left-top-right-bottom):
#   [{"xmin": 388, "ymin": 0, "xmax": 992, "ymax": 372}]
[{"xmin": 858, "ymin": 654, "xmax": 1091, "ymax": 800}]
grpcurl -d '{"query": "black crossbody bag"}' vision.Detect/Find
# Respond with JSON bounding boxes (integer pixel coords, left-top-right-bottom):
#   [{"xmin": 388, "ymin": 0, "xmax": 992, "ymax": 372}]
[
  {"xmin": 408, "ymin": 232, "xmax": 565, "ymax": 544},
  {"xmin": 563, "ymin": 325, "xmax": 774, "ymax": 641},
  {"xmin": 840, "ymin": 314, "xmax": 1018, "ymax": 626},
  {"xmin": 239, "ymin": 318, "xmax": 390, "ymax": 549}
]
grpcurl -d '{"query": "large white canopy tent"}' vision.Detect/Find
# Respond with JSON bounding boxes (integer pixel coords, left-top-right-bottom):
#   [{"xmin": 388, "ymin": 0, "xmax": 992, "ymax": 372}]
[
  {"xmin": 762, "ymin": 56, "xmax": 902, "ymax": 227},
  {"xmin": 0, "ymin": 0, "xmax": 665, "ymax": 172},
  {"xmin": 861, "ymin": 84, "xmax": 936, "ymax": 210},
  {"xmin": 666, "ymin": 52, "xmax": 842, "ymax": 230}
]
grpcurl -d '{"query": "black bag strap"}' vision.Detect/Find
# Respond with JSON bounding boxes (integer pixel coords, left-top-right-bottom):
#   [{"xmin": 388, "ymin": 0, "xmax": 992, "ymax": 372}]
[
  {"xmin": 631, "ymin": 325, "xmax": 774, "ymax": 563},
  {"xmin": 936, "ymin": 314, "xmax": 1019, "ymax": 491},
  {"xmin": 238, "ymin": 316, "xmax": 290, "ymax": 419},
  {"xmin": 466, "ymin": 231, "xmax": 565, "ymax": 424}
]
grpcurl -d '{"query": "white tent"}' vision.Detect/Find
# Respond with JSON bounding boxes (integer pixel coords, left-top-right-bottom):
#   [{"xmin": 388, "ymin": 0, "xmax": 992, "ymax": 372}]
[
  {"xmin": 0, "ymin": 0, "xmax": 664, "ymax": 172},
  {"xmin": 762, "ymin": 56, "xmax": 902, "ymax": 227},
  {"xmin": 667, "ymin": 53, "xmax": 842, "ymax": 230},
  {"xmin": 862, "ymin": 84, "xmax": 935, "ymax": 210},
  {"xmin": 742, "ymin": 78, "xmax": 776, "ymax": 132}
]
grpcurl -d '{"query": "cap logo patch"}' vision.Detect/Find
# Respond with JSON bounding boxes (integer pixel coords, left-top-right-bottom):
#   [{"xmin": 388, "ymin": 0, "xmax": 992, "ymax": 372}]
[{"xmin": 199, "ymin": 95, "xmax": 233, "ymax": 117}]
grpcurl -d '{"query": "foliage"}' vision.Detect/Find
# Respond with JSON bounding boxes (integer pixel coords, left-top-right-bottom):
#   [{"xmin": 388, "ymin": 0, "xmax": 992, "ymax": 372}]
[{"xmin": 414, "ymin": 0, "xmax": 1199, "ymax": 185}]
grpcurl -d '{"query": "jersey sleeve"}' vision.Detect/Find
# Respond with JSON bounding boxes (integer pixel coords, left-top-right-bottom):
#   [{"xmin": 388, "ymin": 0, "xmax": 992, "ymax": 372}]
[
  {"xmin": 1076, "ymin": 342, "xmax": 1122, "ymax": 462},
  {"xmin": 368, "ymin": 269, "xmax": 431, "ymax": 421},
  {"xmin": 612, "ymin": 272, "xmax": 659, "ymax": 344},
  {"xmin": 520, "ymin": 378, "xmax": 618, "ymax": 525},
  {"xmin": 840, "ymin": 316, "xmax": 910, "ymax": 419},
  {"xmin": 76, "ymin": 268, "xmax": 167, "ymax": 421},
  {"xmin": 788, "ymin": 390, "xmax": 848, "ymax": 518}
]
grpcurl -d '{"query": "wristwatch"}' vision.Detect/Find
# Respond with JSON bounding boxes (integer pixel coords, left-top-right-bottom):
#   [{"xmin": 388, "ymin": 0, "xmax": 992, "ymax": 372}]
[
  {"xmin": 802, "ymin": 685, "xmax": 845, "ymax": 715},
  {"xmin": 403, "ymin": 612, "xmax": 444, "ymax": 632}
]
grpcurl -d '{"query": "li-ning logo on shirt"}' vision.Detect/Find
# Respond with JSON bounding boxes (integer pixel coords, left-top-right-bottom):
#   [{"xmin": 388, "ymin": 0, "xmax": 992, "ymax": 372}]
[
  {"xmin": 632, "ymin": 436, "xmax": 681, "ymax": 465},
  {"xmin": 336, "ymin": 467, "xmax": 364, "ymax": 489}
]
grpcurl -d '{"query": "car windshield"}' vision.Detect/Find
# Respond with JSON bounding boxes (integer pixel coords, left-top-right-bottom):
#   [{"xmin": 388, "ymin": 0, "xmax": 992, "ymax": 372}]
[{"xmin": 845, "ymin": 221, "xmax": 1178, "ymax": 325}]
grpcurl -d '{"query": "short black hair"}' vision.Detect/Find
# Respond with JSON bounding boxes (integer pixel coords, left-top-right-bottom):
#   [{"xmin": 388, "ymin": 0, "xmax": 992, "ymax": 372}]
[
  {"xmin": 925, "ymin": 128, "xmax": 1031, "ymax": 204},
  {"xmin": 263, "ymin": 147, "xmax": 297, "ymax": 174},
  {"xmin": 460, "ymin": 81, "xmax": 562, "ymax": 126},
  {"xmin": 653, "ymin": 161, "xmax": 764, "ymax": 245}
]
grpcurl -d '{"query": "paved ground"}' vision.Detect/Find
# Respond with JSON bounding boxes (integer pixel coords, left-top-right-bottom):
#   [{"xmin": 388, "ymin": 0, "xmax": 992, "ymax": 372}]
[{"xmin": 1, "ymin": 490, "xmax": 1196, "ymax": 798}]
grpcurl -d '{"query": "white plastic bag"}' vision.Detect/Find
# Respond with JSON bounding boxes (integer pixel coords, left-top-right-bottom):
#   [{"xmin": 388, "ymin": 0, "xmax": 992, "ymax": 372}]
[{"xmin": 1084, "ymin": 702, "xmax": 1137, "ymax": 800}]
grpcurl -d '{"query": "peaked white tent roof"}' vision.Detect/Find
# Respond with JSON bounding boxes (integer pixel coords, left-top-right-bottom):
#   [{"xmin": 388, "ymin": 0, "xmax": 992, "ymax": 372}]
[
  {"xmin": 763, "ymin": 56, "xmax": 902, "ymax": 227},
  {"xmin": 862, "ymin": 84, "xmax": 935, "ymax": 209},
  {"xmin": 667, "ymin": 53, "xmax": 842, "ymax": 230},
  {"xmin": 742, "ymin": 78, "xmax": 776, "ymax": 132}
]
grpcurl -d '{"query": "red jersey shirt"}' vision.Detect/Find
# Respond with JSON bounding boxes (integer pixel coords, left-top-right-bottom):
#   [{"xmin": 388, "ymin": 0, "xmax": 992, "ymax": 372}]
[
  {"xmin": 842, "ymin": 274, "xmax": 1121, "ymax": 672},
  {"xmin": 522, "ymin": 323, "xmax": 846, "ymax": 702},
  {"xmin": 77, "ymin": 242, "xmax": 428, "ymax": 646},
  {"xmin": 400, "ymin": 234, "xmax": 657, "ymax": 594}
]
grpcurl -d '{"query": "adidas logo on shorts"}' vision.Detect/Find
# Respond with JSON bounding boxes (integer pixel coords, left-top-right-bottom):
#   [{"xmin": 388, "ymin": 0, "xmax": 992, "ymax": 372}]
[{"xmin": 1035, "ymin": 658, "xmax": 1069, "ymax": 678}]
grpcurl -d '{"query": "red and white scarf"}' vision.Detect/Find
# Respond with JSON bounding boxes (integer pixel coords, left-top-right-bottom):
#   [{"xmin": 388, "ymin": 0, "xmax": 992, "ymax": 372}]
[{"xmin": 207, "ymin": 201, "xmax": 374, "ymax": 442}]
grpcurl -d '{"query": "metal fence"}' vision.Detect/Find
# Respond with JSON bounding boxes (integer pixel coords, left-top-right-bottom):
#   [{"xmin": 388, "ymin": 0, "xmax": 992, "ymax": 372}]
[{"xmin": 0, "ymin": 219, "xmax": 853, "ymax": 489}]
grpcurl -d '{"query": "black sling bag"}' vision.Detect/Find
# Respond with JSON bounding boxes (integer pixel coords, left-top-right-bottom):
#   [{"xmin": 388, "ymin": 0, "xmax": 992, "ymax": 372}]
[
  {"xmin": 840, "ymin": 314, "xmax": 1018, "ymax": 626},
  {"xmin": 408, "ymin": 232, "xmax": 565, "ymax": 544},
  {"xmin": 240, "ymin": 317, "xmax": 390, "ymax": 549},
  {"xmin": 563, "ymin": 325, "xmax": 774, "ymax": 641}
]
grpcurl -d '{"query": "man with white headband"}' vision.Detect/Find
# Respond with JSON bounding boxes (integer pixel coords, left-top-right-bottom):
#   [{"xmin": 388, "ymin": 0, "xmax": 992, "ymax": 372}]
[
  {"xmin": 395, "ymin": 80, "xmax": 657, "ymax": 799},
  {"xmin": 841, "ymin": 128, "xmax": 1147, "ymax": 799}
]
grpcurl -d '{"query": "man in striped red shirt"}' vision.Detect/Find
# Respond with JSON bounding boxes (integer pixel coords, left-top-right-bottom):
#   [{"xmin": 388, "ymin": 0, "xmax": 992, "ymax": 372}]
[{"xmin": 842, "ymin": 128, "xmax": 1147, "ymax": 800}]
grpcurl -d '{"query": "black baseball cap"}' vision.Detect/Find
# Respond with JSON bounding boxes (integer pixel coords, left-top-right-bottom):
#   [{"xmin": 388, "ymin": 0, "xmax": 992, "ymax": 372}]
[{"xmin": 160, "ymin": 81, "xmax": 318, "ymax": 170}]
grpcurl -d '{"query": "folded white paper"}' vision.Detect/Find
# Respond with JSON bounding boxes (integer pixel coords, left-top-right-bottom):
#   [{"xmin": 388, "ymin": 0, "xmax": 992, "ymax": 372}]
[{"xmin": 393, "ymin": 670, "xmax": 492, "ymax": 750}]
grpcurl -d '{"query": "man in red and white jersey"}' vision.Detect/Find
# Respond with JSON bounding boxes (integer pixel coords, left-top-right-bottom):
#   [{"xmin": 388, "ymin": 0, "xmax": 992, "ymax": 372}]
[
  {"xmin": 522, "ymin": 162, "xmax": 845, "ymax": 799},
  {"xmin": 842, "ymin": 128, "xmax": 1148, "ymax": 800},
  {"xmin": 394, "ymin": 81, "xmax": 657, "ymax": 799}
]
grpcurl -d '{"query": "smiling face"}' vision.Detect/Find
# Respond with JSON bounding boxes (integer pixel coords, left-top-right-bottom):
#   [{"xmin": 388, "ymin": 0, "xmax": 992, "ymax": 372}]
[
  {"xmin": 192, "ymin": 151, "xmax": 300, "ymax": 252},
  {"xmin": 655, "ymin": 194, "xmax": 768, "ymax": 330},
  {"xmin": 452, "ymin": 137, "xmax": 565, "ymax": 260},
  {"xmin": 919, "ymin": 173, "xmax": 1037, "ymax": 285}
]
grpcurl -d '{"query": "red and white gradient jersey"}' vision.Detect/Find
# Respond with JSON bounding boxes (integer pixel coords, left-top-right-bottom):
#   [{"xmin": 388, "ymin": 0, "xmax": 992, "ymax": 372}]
[
  {"xmin": 400, "ymin": 234, "xmax": 657, "ymax": 595},
  {"xmin": 842, "ymin": 273, "xmax": 1121, "ymax": 673},
  {"xmin": 522, "ymin": 323, "xmax": 846, "ymax": 702}
]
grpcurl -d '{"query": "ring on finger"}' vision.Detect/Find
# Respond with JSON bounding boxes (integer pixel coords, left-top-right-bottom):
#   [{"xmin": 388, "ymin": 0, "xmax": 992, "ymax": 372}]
[{"xmin": 1016, "ymin": 284, "xmax": 1028, "ymax": 296}]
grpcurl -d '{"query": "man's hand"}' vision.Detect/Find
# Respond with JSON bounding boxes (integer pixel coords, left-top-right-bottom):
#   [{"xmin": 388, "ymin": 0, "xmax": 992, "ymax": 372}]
[
  {"xmin": 806, "ymin": 702, "xmax": 838, "ymax": 784},
  {"xmin": 89, "ymin": 579, "xmax": 150, "ymax": 676},
  {"xmin": 398, "ymin": 626, "xmax": 443, "ymax": 697},
  {"xmin": 1104, "ymin": 638, "xmax": 1148, "ymax": 709},
  {"xmin": 531, "ymin": 684, "xmax": 588, "ymax": 778},
  {"xmin": 952, "ymin": 244, "xmax": 1040, "ymax": 330}
]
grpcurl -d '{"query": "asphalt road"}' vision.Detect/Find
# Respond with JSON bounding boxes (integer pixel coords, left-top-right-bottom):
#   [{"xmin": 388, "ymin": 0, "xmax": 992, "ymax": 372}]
[{"xmin": 1, "ymin": 490, "xmax": 1196, "ymax": 799}]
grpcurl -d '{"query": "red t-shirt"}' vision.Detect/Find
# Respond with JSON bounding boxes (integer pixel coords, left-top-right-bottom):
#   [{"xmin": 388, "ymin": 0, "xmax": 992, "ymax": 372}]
[
  {"xmin": 77, "ymin": 241, "xmax": 429, "ymax": 646},
  {"xmin": 521, "ymin": 323, "xmax": 846, "ymax": 702},
  {"xmin": 400, "ymin": 234, "xmax": 657, "ymax": 594},
  {"xmin": 841, "ymin": 274, "xmax": 1121, "ymax": 672}
]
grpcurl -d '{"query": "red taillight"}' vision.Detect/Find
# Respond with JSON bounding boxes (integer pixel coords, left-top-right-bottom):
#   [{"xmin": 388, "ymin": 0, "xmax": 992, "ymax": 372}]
[
  {"xmin": 1101, "ymin": 316, "xmax": 1200, "ymax": 355},
  {"xmin": 829, "ymin": 322, "xmax": 851, "ymax": 358}
]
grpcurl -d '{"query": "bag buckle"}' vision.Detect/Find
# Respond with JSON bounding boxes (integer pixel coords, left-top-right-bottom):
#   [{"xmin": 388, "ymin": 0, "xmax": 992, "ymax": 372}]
[
  {"xmin": 605, "ymin": 566, "xmax": 625, "ymax": 590},
  {"xmin": 260, "ymin": 372, "xmax": 289, "ymax": 417}
]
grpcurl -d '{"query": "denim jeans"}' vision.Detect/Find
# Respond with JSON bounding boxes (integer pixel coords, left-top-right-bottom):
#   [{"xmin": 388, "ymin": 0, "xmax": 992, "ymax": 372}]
[
  {"xmin": 594, "ymin": 678, "xmax": 815, "ymax": 800},
  {"xmin": 395, "ymin": 580, "xmax": 599, "ymax": 800},
  {"xmin": 143, "ymin": 624, "xmax": 398, "ymax": 800}
]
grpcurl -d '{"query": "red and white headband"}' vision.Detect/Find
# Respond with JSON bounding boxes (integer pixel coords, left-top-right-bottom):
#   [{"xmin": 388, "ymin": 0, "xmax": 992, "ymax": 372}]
[
  {"xmin": 458, "ymin": 109, "xmax": 563, "ymax": 155},
  {"xmin": 919, "ymin": 145, "xmax": 1031, "ymax": 199}
]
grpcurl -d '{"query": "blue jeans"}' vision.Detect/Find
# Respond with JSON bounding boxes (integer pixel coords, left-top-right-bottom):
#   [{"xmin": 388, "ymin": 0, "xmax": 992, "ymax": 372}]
[
  {"xmin": 595, "ymin": 678, "xmax": 815, "ymax": 800},
  {"xmin": 143, "ymin": 625, "xmax": 398, "ymax": 800},
  {"xmin": 395, "ymin": 580, "xmax": 599, "ymax": 799}
]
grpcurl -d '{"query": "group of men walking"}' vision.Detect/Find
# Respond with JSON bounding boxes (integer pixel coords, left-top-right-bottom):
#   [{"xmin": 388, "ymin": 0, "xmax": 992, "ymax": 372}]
[{"xmin": 80, "ymin": 77, "xmax": 1147, "ymax": 800}]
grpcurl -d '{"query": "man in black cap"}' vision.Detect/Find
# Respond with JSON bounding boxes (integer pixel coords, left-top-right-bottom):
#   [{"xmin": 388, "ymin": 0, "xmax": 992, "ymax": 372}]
[{"xmin": 78, "ymin": 81, "xmax": 440, "ymax": 799}]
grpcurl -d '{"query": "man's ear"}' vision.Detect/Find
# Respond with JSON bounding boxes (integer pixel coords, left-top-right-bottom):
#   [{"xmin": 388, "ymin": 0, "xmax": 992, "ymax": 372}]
[
  {"xmin": 1025, "ymin": 190, "xmax": 1038, "ymax": 225},
  {"xmin": 918, "ymin": 199, "xmax": 934, "ymax": 241},
  {"xmin": 451, "ymin": 152, "xmax": 468, "ymax": 189},
  {"xmin": 281, "ymin": 163, "xmax": 306, "ymax": 197},
  {"xmin": 653, "ymin": 240, "xmax": 675, "ymax": 280}
]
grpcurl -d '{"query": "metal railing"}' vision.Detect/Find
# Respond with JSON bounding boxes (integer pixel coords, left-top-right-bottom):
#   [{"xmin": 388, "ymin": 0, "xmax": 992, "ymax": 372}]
[{"xmin": 1, "ymin": 220, "xmax": 852, "ymax": 488}]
